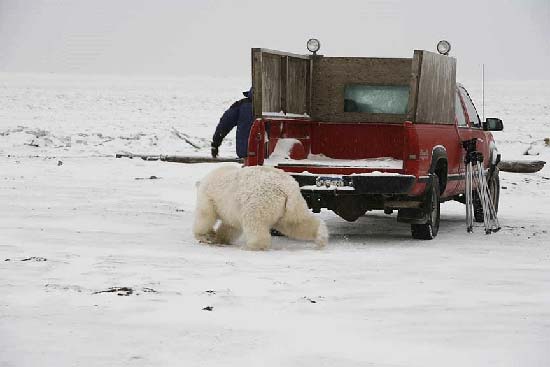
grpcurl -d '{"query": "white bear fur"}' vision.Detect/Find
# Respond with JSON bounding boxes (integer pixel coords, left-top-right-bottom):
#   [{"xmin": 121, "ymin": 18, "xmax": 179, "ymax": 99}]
[{"xmin": 193, "ymin": 165, "xmax": 328, "ymax": 250}]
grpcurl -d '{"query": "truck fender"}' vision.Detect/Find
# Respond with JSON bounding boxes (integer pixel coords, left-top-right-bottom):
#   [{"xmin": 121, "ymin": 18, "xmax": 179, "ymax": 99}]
[
  {"xmin": 429, "ymin": 145, "xmax": 448, "ymax": 193},
  {"xmin": 488, "ymin": 141, "xmax": 501, "ymax": 178}
]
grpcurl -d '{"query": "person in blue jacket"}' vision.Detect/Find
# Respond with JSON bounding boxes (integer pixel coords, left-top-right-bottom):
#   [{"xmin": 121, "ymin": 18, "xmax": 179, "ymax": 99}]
[{"xmin": 211, "ymin": 87, "xmax": 254, "ymax": 158}]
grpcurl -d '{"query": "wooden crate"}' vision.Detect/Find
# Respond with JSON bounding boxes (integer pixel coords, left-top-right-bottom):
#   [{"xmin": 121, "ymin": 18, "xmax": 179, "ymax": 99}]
[{"xmin": 252, "ymin": 48, "xmax": 456, "ymax": 124}]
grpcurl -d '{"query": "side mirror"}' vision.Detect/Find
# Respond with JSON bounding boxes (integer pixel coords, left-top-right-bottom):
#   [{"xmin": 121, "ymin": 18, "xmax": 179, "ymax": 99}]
[{"xmin": 483, "ymin": 118, "xmax": 503, "ymax": 131}]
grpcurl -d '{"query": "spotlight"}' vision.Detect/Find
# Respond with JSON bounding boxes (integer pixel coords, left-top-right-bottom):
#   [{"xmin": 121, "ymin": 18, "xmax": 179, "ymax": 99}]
[
  {"xmin": 436, "ymin": 40, "xmax": 451, "ymax": 56},
  {"xmin": 307, "ymin": 38, "xmax": 321, "ymax": 55}
]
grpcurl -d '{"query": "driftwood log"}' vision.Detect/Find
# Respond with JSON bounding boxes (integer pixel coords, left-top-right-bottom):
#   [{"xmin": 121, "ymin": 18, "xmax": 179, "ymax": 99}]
[
  {"xmin": 160, "ymin": 155, "xmax": 243, "ymax": 164},
  {"xmin": 115, "ymin": 153, "xmax": 242, "ymax": 164},
  {"xmin": 498, "ymin": 160, "xmax": 546, "ymax": 173}
]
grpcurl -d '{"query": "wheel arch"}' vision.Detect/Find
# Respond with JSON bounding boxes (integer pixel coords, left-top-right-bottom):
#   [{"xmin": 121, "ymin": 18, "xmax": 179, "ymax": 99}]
[{"xmin": 430, "ymin": 145, "xmax": 448, "ymax": 194}]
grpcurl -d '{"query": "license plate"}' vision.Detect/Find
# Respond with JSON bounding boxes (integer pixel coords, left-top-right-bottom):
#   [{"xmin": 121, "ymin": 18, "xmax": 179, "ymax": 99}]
[{"xmin": 316, "ymin": 176, "xmax": 345, "ymax": 188}]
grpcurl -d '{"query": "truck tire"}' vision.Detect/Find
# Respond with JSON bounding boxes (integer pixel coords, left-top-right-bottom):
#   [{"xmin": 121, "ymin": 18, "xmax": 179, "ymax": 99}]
[
  {"xmin": 411, "ymin": 174, "xmax": 440, "ymax": 240},
  {"xmin": 474, "ymin": 168, "xmax": 500, "ymax": 222}
]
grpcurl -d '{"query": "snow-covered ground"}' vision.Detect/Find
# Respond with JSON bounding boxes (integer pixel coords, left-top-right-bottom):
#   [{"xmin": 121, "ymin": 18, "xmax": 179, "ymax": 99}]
[{"xmin": 1, "ymin": 73, "xmax": 549, "ymax": 367}]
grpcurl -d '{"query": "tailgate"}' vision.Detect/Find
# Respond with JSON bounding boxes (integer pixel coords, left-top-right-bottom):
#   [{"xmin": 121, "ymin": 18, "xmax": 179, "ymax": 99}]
[
  {"xmin": 262, "ymin": 120, "xmax": 406, "ymax": 174},
  {"xmin": 258, "ymin": 120, "xmax": 415, "ymax": 194}
]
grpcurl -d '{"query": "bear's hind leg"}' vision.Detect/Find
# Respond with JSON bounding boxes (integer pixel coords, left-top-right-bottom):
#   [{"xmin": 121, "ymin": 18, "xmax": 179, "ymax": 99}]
[
  {"xmin": 275, "ymin": 216, "xmax": 328, "ymax": 249},
  {"xmin": 215, "ymin": 222, "xmax": 241, "ymax": 245},
  {"xmin": 238, "ymin": 188, "xmax": 285, "ymax": 250},
  {"xmin": 242, "ymin": 222, "xmax": 272, "ymax": 251}
]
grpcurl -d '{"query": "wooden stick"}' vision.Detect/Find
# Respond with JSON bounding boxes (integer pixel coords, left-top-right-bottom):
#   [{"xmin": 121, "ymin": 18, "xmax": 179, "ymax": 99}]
[
  {"xmin": 115, "ymin": 153, "xmax": 242, "ymax": 164},
  {"xmin": 160, "ymin": 155, "xmax": 242, "ymax": 164}
]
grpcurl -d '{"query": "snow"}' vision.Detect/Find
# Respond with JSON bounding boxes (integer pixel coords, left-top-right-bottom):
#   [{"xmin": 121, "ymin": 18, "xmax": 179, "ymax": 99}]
[
  {"xmin": 263, "ymin": 137, "xmax": 403, "ymax": 170},
  {"xmin": 267, "ymin": 153, "xmax": 404, "ymax": 169},
  {"xmin": 262, "ymin": 111, "xmax": 310, "ymax": 118},
  {"xmin": 266, "ymin": 138, "xmax": 302, "ymax": 160},
  {"xmin": 351, "ymin": 171, "xmax": 412, "ymax": 176},
  {"xmin": 1, "ymin": 73, "xmax": 550, "ymax": 367}
]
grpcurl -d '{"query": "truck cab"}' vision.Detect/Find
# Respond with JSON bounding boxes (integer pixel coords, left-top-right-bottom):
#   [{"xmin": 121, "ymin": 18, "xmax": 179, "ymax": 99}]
[{"xmin": 245, "ymin": 42, "xmax": 503, "ymax": 239}]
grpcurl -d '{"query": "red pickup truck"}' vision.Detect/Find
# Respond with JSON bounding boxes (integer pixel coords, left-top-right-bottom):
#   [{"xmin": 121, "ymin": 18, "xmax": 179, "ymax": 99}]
[{"xmin": 245, "ymin": 43, "xmax": 503, "ymax": 239}]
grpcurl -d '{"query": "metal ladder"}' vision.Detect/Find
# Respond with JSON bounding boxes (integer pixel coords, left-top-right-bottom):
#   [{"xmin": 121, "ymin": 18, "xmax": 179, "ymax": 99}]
[{"xmin": 463, "ymin": 139, "xmax": 500, "ymax": 234}]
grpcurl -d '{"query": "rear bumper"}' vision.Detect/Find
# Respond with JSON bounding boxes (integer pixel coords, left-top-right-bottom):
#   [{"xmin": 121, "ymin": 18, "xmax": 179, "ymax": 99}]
[{"xmin": 292, "ymin": 173, "xmax": 416, "ymax": 194}]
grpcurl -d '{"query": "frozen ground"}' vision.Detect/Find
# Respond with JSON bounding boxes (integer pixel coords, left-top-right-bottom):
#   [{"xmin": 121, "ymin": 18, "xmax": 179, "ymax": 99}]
[{"xmin": 1, "ymin": 73, "xmax": 550, "ymax": 366}]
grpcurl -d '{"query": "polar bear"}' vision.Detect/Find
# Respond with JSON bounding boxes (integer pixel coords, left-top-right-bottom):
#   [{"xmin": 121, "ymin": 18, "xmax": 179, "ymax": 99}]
[{"xmin": 193, "ymin": 165, "xmax": 328, "ymax": 250}]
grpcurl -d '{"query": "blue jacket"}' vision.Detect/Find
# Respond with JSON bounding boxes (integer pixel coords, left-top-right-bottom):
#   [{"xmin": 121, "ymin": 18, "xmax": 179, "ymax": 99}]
[{"xmin": 212, "ymin": 92, "xmax": 254, "ymax": 158}]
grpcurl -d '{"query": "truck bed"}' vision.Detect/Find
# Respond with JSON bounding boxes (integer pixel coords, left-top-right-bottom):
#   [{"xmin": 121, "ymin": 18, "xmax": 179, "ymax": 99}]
[{"xmin": 253, "ymin": 119, "xmax": 407, "ymax": 174}]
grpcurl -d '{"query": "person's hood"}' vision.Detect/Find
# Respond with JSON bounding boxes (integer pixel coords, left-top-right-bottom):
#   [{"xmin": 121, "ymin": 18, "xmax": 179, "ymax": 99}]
[{"xmin": 242, "ymin": 86, "xmax": 253, "ymax": 99}]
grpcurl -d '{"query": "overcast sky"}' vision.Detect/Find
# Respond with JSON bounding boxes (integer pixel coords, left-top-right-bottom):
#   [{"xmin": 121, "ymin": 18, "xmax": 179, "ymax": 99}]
[{"xmin": 1, "ymin": 0, "xmax": 549, "ymax": 81}]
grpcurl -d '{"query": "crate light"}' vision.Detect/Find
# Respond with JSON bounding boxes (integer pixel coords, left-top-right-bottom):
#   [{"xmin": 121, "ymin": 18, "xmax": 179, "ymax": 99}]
[{"xmin": 437, "ymin": 40, "xmax": 451, "ymax": 56}]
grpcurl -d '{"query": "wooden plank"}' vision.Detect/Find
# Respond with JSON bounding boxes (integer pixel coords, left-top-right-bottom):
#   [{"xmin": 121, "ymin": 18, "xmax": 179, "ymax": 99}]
[
  {"xmin": 406, "ymin": 50, "xmax": 422, "ymax": 121},
  {"xmin": 306, "ymin": 58, "xmax": 313, "ymax": 115},
  {"xmin": 281, "ymin": 56, "xmax": 288, "ymax": 113},
  {"xmin": 262, "ymin": 53, "xmax": 282, "ymax": 113},
  {"xmin": 498, "ymin": 160, "xmax": 546, "ymax": 173},
  {"xmin": 251, "ymin": 48, "xmax": 263, "ymax": 118},
  {"xmin": 255, "ymin": 48, "xmax": 311, "ymax": 60},
  {"xmin": 252, "ymin": 48, "xmax": 313, "ymax": 118},
  {"xmin": 414, "ymin": 51, "xmax": 456, "ymax": 124},
  {"xmin": 287, "ymin": 57, "xmax": 308, "ymax": 115},
  {"xmin": 311, "ymin": 57, "xmax": 412, "ymax": 122}
]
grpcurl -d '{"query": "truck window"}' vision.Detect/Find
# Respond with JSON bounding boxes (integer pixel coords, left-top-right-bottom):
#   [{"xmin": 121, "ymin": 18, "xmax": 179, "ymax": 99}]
[
  {"xmin": 458, "ymin": 86, "xmax": 481, "ymax": 128},
  {"xmin": 344, "ymin": 85, "xmax": 409, "ymax": 114},
  {"xmin": 455, "ymin": 92, "xmax": 467, "ymax": 127}
]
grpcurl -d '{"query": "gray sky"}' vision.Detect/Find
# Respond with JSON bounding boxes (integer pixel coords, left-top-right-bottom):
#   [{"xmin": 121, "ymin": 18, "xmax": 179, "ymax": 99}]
[{"xmin": 1, "ymin": 0, "xmax": 549, "ymax": 81}]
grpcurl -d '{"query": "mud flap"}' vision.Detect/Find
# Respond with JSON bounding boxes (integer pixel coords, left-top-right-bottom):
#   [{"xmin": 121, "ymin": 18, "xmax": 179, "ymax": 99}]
[
  {"xmin": 397, "ymin": 174, "xmax": 435, "ymax": 224},
  {"xmin": 397, "ymin": 208, "xmax": 428, "ymax": 224}
]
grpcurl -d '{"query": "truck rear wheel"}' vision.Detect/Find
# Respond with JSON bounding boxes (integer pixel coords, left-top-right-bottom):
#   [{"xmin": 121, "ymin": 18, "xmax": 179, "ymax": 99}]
[
  {"xmin": 474, "ymin": 168, "xmax": 500, "ymax": 222},
  {"xmin": 411, "ymin": 174, "xmax": 440, "ymax": 240}
]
